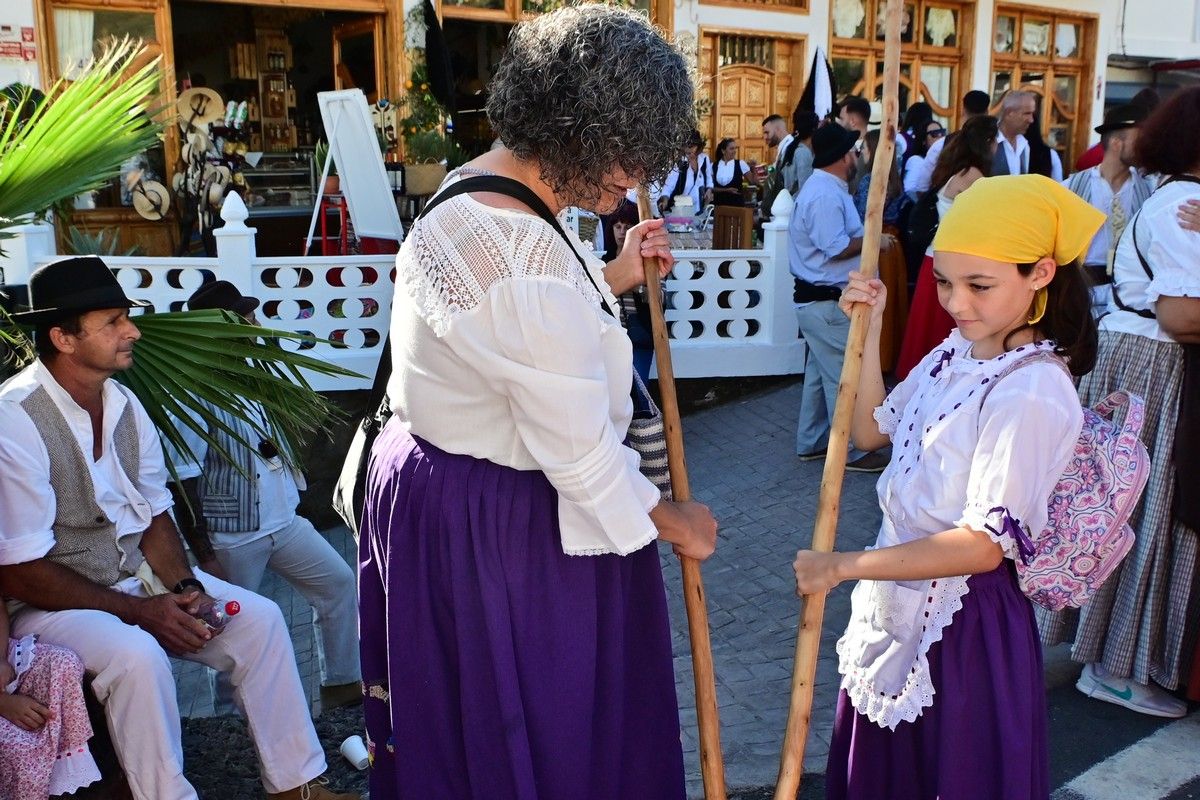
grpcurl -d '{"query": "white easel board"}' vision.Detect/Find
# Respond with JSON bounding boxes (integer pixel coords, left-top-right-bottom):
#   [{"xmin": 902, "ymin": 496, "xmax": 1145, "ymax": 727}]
[{"xmin": 316, "ymin": 89, "xmax": 404, "ymax": 242}]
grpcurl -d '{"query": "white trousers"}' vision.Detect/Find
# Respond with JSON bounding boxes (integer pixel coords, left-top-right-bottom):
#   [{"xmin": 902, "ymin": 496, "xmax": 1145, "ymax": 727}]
[
  {"xmin": 210, "ymin": 515, "xmax": 359, "ymax": 713},
  {"xmin": 10, "ymin": 569, "xmax": 326, "ymax": 800}
]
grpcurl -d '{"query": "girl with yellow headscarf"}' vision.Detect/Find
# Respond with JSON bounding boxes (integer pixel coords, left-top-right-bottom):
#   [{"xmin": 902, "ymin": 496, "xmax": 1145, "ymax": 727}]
[{"xmin": 793, "ymin": 174, "xmax": 1104, "ymax": 800}]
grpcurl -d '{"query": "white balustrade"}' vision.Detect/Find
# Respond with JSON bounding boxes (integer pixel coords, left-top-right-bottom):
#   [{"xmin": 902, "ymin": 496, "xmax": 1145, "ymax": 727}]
[{"xmin": 0, "ymin": 200, "xmax": 805, "ymax": 390}]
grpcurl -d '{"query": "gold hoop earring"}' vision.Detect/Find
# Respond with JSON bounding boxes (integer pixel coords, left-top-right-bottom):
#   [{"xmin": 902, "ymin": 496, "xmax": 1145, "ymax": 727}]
[{"xmin": 1027, "ymin": 286, "xmax": 1048, "ymax": 325}]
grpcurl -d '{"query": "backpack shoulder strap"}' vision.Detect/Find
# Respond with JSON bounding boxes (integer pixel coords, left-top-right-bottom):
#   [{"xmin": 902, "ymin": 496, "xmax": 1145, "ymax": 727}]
[{"xmin": 980, "ymin": 350, "xmax": 1071, "ymax": 407}]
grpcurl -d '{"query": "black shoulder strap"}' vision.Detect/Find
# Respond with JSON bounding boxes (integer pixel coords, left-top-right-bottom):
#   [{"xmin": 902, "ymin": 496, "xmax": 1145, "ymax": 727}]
[{"xmin": 1110, "ymin": 173, "xmax": 1200, "ymax": 321}]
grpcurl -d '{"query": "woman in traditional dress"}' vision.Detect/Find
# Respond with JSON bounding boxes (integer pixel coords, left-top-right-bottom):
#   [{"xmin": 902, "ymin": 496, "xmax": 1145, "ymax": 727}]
[
  {"xmin": 895, "ymin": 114, "xmax": 998, "ymax": 379},
  {"xmin": 1037, "ymin": 86, "xmax": 1200, "ymax": 719},
  {"xmin": 357, "ymin": 6, "xmax": 718, "ymax": 799},
  {"xmin": 795, "ymin": 175, "xmax": 1104, "ymax": 799}
]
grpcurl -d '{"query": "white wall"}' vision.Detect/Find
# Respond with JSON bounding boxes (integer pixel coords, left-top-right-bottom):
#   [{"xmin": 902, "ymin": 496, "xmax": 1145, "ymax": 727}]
[
  {"xmin": 0, "ymin": 0, "xmax": 41, "ymax": 90},
  {"xmin": 1111, "ymin": 0, "xmax": 1200, "ymax": 60}
]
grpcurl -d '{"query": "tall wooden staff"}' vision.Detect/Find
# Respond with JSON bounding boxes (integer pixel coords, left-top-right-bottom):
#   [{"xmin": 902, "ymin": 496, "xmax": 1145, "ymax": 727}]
[
  {"xmin": 774, "ymin": 1, "xmax": 904, "ymax": 796},
  {"xmin": 636, "ymin": 188, "xmax": 727, "ymax": 800}
]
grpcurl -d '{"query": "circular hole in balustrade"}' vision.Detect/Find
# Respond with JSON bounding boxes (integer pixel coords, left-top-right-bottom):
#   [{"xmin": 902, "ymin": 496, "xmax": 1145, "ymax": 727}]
[
  {"xmin": 717, "ymin": 259, "xmax": 762, "ymax": 280},
  {"xmin": 326, "ymin": 298, "xmax": 380, "ymax": 319},
  {"xmin": 167, "ymin": 268, "xmax": 215, "ymax": 291},
  {"xmin": 684, "ymin": 290, "xmax": 705, "ymax": 311},
  {"xmin": 261, "ymin": 299, "xmax": 315, "ymax": 321},
  {"xmin": 260, "ymin": 267, "xmax": 314, "ymax": 289},
  {"xmin": 116, "ymin": 267, "xmax": 153, "ymax": 291},
  {"xmin": 668, "ymin": 320, "xmax": 704, "ymax": 339},
  {"xmin": 715, "ymin": 319, "xmax": 756, "ymax": 339},
  {"xmin": 278, "ymin": 331, "xmax": 317, "ymax": 352}
]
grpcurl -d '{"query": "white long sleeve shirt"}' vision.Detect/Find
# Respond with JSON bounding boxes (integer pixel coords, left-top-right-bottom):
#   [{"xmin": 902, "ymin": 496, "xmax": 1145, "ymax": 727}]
[{"xmin": 386, "ymin": 179, "xmax": 660, "ymax": 556}]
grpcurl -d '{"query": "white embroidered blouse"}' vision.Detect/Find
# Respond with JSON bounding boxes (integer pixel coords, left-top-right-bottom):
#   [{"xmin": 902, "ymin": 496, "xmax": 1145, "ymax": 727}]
[
  {"xmin": 837, "ymin": 331, "xmax": 1082, "ymax": 729},
  {"xmin": 385, "ymin": 173, "xmax": 661, "ymax": 557}
]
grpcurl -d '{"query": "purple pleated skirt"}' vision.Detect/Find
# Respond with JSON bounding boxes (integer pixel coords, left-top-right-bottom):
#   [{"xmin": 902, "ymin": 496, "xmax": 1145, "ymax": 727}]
[
  {"xmin": 358, "ymin": 420, "xmax": 685, "ymax": 800},
  {"xmin": 825, "ymin": 563, "xmax": 1049, "ymax": 800}
]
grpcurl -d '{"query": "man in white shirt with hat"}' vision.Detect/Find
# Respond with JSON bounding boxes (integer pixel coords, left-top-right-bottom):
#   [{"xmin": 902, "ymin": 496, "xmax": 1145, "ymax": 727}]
[
  {"xmin": 1063, "ymin": 103, "xmax": 1155, "ymax": 315},
  {"xmin": 0, "ymin": 257, "xmax": 358, "ymax": 800},
  {"xmin": 789, "ymin": 125, "xmax": 893, "ymax": 473}
]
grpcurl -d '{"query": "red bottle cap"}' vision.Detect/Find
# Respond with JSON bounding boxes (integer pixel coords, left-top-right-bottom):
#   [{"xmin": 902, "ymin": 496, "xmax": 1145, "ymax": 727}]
[{"xmin": 224, "ymin": 600, "xmax": 241, "ymax": 616}]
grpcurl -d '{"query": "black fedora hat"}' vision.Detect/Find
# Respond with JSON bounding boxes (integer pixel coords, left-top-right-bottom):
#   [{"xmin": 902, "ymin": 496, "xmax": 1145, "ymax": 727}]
[
  {"xmin": 187, "ymin": 280, "xmax": 259, "ymax": 316},
  {"xmin": 12, "ymin": 256, "xmax": 149, "ymax": 325},
  {"xmin": 1095, "ymin": 103, "xmax": 1148, "ymax": 135},
  {"xmin": 812, "ymin": 123, "xmax": 862, "ymax": 169}
]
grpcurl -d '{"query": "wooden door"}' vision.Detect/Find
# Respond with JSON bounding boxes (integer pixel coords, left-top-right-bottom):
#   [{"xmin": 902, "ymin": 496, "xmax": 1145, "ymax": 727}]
[
  {"xmin": 715, "ymin": 65, "xmax": 774, "ymax": 165},
  {"xmin": 333, "ymin": 17, "xmax": 385, "ymax": 104}
]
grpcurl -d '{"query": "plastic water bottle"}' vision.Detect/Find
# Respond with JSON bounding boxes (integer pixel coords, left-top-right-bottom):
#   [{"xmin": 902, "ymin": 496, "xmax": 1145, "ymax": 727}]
[{"xmin": 197, "ymin": 599, "xmax": 241, "ymax": 633}]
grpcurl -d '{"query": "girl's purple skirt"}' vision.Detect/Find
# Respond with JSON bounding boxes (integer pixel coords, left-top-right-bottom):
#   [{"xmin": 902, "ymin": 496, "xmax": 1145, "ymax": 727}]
[
  {"xmin": 358, "ymin": 420, "xmax": 685, "ymax": 800},
  {"xmin": 826, "ymin": 563, "xmax": 1050, "ymax": 800}
]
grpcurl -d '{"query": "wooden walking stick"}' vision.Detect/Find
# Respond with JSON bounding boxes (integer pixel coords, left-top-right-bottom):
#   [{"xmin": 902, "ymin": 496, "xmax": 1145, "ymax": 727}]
[
  {"xmin": 774, "ymin": 1, "xmax": 904, "ymax": 796},
  {"xmin": 636, "ymin": 188, "xmax": 727, "ymax": 800}
]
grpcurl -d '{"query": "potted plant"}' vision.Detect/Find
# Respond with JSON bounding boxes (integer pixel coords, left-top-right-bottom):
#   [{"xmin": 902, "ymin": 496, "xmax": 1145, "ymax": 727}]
[
  {"xmin": 403, "ymin": 129, "xmax": 457, "ymax": 195},
  {"xmin": 313, "ymin": 139, "xmax": 338, "ymax": 195}
]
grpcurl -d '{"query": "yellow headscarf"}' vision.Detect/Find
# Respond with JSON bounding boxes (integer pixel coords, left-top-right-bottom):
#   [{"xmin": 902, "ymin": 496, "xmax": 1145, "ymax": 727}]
[{"xmin": 933, "ymin": 174, "xmax": 1106, "ymax": 266}]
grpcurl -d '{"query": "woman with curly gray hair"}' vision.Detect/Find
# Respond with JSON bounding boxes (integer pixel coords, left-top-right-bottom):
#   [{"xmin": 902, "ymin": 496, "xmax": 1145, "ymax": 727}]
[{"xmin": 357, "ymin": 5, "xmax": 718, "ymax": 799}]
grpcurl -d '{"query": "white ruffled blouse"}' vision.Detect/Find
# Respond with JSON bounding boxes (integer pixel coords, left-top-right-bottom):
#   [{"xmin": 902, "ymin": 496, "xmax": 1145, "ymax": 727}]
[
  {"xmin": 837, "ymin": 331, "xmax": 1082, "ymax": 729},
  {"xmin": 385, "ymin": 173, "xmax": 660, "ymax": 557}
]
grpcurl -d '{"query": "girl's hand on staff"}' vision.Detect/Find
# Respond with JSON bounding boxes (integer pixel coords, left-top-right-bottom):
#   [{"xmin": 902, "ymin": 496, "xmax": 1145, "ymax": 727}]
[
  {"xmin": 1178, "ymin": 199, "xmax": 1200, "ymax": 232},
  {"xmin": 603, "ymin": 218, "xmax": 674, "ymax": 296},
  {"xmin": 793, "ymin": 550, "xmax": 844, "ymax": 596},
  {"xmin": 839, "ymin": 270, "xmax": 887, "ymax": 326}
]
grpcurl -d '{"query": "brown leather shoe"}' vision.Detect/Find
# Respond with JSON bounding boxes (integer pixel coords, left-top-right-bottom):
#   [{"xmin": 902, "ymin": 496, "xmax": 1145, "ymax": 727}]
[
  {"xmin": 266, "ymin": 776, "xmax": 360, "ymax": 800},
  {"xmin": 319, "ymin": 681, "xmax": 363, "ymax": 711}
]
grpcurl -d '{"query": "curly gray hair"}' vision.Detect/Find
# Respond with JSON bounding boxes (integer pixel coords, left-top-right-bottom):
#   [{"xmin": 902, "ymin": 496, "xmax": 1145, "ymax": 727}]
[{"xmin": 486, "ymin": 4, "xmax": 695, "ymax": 208}]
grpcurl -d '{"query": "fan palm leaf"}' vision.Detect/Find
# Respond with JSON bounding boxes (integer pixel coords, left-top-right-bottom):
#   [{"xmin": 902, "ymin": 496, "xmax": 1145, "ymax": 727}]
[
  {"xmin": 0, "ymin": 38, "xmax": 161, "ymax": 244},
  {"xmin": 0, "ymin": 42, "xmax": 366, "ymax": 488}
]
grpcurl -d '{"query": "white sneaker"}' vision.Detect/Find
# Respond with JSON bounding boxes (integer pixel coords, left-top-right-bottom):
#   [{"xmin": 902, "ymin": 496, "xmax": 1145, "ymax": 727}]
[{"xmin": 1075, "ymin": 662, "xmax": 1188, "ymax": 718}]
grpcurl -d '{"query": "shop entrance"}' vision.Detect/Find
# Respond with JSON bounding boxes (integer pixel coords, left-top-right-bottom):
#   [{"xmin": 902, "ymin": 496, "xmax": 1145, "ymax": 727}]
[
  {"xmin": 441, "ymin": 17, "xmax": 512, "ymax": 158},
  {"xmin": 169, "ymin": 2, "xmax": 387, "ymax": 255}
]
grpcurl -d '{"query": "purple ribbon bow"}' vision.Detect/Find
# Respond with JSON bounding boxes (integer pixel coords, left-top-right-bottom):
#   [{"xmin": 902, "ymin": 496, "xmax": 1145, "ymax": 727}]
[
  {"xmin": 929, "ymin": 347, "xmax": 955, "ymax": 378},
  {"xmin": 986, "ymin": 506, "xmax": 1036, "ymax": 564}
]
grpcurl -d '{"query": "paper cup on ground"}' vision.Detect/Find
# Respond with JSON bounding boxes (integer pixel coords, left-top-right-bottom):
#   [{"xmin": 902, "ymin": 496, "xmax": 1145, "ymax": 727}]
[{"xmin": 340, "ymin": 734, "xmax": 369, "ymax": 770}]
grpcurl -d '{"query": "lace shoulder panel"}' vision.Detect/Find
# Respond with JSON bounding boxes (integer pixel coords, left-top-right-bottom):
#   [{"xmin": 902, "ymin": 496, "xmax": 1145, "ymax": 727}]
[{"xmin": 401, "ymin": 195, "xmax": 603, "ymax": 336}]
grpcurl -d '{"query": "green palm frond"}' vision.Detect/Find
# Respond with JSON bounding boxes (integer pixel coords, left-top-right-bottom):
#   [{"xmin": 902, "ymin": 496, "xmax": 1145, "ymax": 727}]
[
  {"xmin": 0, "ymin": 41, "xmax": 367, "ymax": 496},
  {"xmin": 0, "ymin": 39, "xmax": 161, "ymax": 244},
  {"xmin": 119, "ymin": 311, "xmax": 359, "ymax": 480}
]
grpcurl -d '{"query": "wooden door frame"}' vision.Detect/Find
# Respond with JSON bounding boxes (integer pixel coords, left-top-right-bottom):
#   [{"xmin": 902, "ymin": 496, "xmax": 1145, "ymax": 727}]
[
  {"xmin": 713, "ymin": 62, "xmax": 775, "ymax": 155},
  {"xmin": 332, "ymin": 15, "xmax": 387, "ymax": 103},
  {"xmin": 989, "ymin": 2, "xmax": 1098, "ymax": 168},
  {"xmin": 699, "ymin": 26, "xmax": 807, "ymax": 151}
]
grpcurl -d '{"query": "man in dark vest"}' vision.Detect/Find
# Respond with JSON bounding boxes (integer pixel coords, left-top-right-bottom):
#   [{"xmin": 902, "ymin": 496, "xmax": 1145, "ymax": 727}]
[
  {"xmin": 993, "ymin": 89, "xmax": 1036, "ymax": 176},
  {"xmin": 0, "ymin": 257, "xmax": 357, "ymax": 800}
]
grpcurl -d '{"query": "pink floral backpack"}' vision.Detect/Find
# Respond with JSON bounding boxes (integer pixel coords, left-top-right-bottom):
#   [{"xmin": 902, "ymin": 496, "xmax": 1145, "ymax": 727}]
[{"xmin": 986, "ymin": 352, "xmax": 1150, "ymax": 611}]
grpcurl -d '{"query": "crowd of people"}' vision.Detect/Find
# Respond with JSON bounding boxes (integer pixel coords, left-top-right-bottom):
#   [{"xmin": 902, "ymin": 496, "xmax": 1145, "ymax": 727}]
[{"xmin": 0, "ymin": 4, "xmax": 1196, "ymax": 800}]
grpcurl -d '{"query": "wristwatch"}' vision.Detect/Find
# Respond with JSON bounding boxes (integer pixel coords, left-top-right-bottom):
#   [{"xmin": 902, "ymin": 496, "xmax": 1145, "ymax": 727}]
[{"xmin": 173, "ymin": 577, "xmax": 206, "ymax": 595}]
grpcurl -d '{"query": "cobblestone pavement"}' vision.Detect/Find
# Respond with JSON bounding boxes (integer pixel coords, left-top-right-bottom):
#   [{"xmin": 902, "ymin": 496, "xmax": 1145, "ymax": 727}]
[
  {"xmin": 659, "ymin": 379, "xmax": 881, "ymax": 797},
  {"xmin": 170, "ymin": 378, "xmax": 883, "ymax": 796}
]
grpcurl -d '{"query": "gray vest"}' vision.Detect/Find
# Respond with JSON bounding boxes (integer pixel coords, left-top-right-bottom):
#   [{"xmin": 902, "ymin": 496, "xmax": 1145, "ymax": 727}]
[
  {"xmin": 992, "ymin": 141, "xmax": 1027, "ymax": 176},
  {"xmin": 20, "ymin": 385, "xmax": 145, "ymax": 587},
  {"xmin": 196, "ymin": 403, "xmax": 261, "ymax": 534}
]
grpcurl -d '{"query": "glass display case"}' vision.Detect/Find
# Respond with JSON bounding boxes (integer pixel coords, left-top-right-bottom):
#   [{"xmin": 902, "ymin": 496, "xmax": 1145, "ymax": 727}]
[{"xmin": 242, "ymin": 152, "xmax": 314, "ymax": 215}]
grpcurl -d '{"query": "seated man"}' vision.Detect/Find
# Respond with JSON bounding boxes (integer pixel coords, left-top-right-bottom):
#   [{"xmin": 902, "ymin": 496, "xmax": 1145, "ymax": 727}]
[
  {"xmin": 0, "ymin": 257, "xmax": 357, "ymax": 800},
  {"xmin": 171, "ymin": 280, "xmax": 360, "ymax": 715}
]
